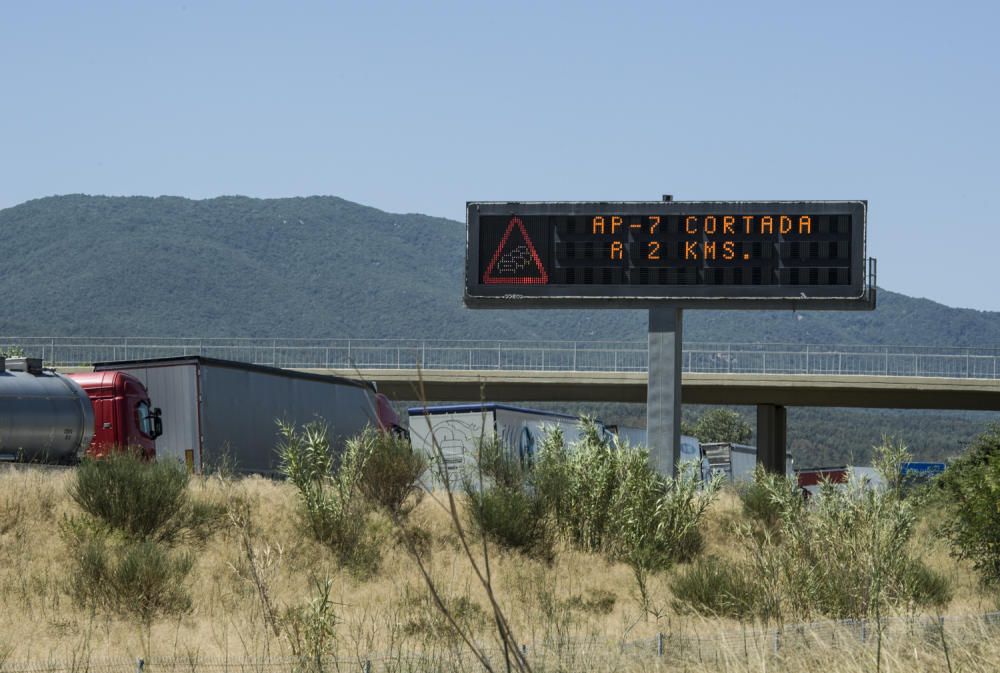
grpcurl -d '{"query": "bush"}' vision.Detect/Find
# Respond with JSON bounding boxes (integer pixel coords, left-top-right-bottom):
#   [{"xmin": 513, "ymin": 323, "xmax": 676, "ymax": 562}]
[
  {"xmin": 278, "ymin": 421, "xmax": 383, "ymax": 576},
  {"xmin": 690, "ymin": 409, "xmax": 752, "ymax": 444},
  {"xmin": 357, "ymin": 428, "xmax": 427, "ymax": 517},
  {"xmin": 714, "ymin": 438, "xmax": 953, "ymax": 622},
  {"xmin": 537, "ymin": 419, "xmax": 621, "ymax": 553},
  {"xmin": 937, "ymin": 424, "xmax": 1000, "ymax": 587},
  {"xmin": 464, "ymin": 438, "xmax": 552, "ymax": 560},
  {"xmin": 603, "ymin": 444, "xmax": 719, "ymax": 612},
  {"xmin": 738, "ymin": 467, "xmax": 801, "ymax": 530},
  {"xmin": 65, "ymin": 452, "xmax": 218, "ymax": 620},
  {"xmin": 70, "ymin": 451, "xmax": 220, "ymax": 543},
  {"xmin": 65, "ymin": 523, "xmax": 193, "ymax": 620}
]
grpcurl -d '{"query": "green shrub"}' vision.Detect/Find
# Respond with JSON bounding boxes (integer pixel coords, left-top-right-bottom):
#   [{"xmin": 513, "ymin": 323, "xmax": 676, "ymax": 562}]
[
  {"xmin": 72, "ymin": 451, "xmax": 189, "ymax": 541},
  {"xmin": 738, "ymin": 467, "xmax": 802, "ymax": 530},
  {"xmin": 70, "ymin": 451, "xmax": 225, "ymax": 543},
  {"xmin": 603, "ymin": 444, "xmax": 720, "ymax": 612},
  {"xmin": 721, "ymin": 438, "xmax": 952, "ymax": 622},
  {"xmin": 278, "ymin": 420, "xmax": 383, "ymax": 576},
  {"xmin": 537, "ymin": 418, "xmax": 621, "ymax": 553},
  {"xmin": 690, "ymin": 408, "xmax": 752, "ymax": 444},
  {"xmin": 357, "ymin": 428, "xmax": 427, "ymax": 517},
  {"xmin": 464, "ymin": 438, "xmax": 552, "ymax": 560},
  {"xmin": 937, "ymin": 424, "xmax": 1000, "ymax": 587},
  {"xmin": 65, "ymin": 523, "xmax": 193, "ymax": 620}
]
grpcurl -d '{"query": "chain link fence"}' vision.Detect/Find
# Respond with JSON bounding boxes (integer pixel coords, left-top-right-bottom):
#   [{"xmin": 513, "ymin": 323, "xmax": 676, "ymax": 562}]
[{"xmin": 3, "ymin": 337, "xmax": 1000, "ymax": 379}]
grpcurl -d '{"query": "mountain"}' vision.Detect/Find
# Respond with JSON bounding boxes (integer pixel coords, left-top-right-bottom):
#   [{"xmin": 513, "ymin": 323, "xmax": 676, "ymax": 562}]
[{"xmin": 3, "ymin": 194, "xmax": 1000, "ymax": 346}]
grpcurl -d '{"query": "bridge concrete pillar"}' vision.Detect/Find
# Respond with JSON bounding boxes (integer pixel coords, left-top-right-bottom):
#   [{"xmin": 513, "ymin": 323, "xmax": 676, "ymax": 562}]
[
  {"xmin": 756, "ymin": 404, "xmax": 787, "ymax": 474},
  {"xmin": 647, "ymin": 308, "xmax": 683, "ymax": 475}
]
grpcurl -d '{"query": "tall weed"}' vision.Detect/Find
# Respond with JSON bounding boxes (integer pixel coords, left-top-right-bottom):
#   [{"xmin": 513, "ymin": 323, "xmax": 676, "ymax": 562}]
[
  {"xmin": 676, "ymin": 438, "xmax": 951, "ymax": 623},
  {"xmin": 277, "ymin": 420, "xmax": 382, "ymax": 576}
]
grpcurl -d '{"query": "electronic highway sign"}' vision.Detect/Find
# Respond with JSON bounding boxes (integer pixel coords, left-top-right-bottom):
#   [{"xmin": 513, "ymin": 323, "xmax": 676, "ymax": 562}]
[{"xmin": 465, "ymin": 201, "xmax": 872, "ymax": 309}]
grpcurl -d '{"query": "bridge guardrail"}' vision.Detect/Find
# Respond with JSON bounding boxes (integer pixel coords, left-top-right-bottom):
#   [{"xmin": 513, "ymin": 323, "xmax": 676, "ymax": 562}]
[{"xmin": 3, "ymin": 337, "xmax": 1000, "ymax": 379}]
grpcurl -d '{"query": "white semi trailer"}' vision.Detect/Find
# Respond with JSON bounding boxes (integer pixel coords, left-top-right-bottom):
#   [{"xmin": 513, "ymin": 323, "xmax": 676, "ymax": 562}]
[{"xmin": 407, "ymin": 403, "xmax": 606, "ymax": 479}]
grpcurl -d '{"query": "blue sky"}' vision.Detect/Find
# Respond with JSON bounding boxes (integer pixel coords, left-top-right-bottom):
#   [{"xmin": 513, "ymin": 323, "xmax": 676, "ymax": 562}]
[{"xmin": 1, "ymin": 1, "xmax": 997, "ymax": 310}]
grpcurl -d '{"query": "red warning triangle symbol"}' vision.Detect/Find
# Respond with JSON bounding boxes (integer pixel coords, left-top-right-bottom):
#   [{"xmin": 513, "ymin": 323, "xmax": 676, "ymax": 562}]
[{"xmin": 483, "ymin": 216, "xmax": 549, "ymax": 285}]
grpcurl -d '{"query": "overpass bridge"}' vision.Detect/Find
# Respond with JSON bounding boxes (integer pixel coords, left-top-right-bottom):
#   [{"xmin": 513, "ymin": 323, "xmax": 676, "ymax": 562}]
[{"xmin": 10, "ymin": 337, "xmax": 1000, "ymax": 472}]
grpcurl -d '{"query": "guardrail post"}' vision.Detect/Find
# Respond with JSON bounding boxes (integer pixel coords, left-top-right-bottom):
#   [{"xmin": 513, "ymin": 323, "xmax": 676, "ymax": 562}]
[
  {"xmin": 498, "ymin": 342, "xmax": 501, "ymax": 369},
  {"xmin": 838, "ymin": 352, "xmax": 842, "ymax": 375},
  {"xmin": 422, "ymin": 340, "xmax": 426, "ymax": 368},
  {"xmin": 574, "ymin": 342, "xmax": 578, "ymax": 371},
  {"xmin": 884, "ymin": 346, "xmax": 889, "ymax": 376},
  {"xmin": 966, "ymin": 348, "xmax": 971, "ymax": 378},
  {"xmin": 805, "ymin": 344, "xmax": 810, "ymax": 374}
]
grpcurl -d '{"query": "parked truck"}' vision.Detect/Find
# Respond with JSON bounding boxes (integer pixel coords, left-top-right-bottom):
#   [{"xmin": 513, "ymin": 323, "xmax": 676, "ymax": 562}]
[
  {"xmin": 0, "ymin": 357, "xmax": 161, "ymax": 463},
  {"xmin": 93, "ymin": 355, "xmax": 401, "ymax": 475}
]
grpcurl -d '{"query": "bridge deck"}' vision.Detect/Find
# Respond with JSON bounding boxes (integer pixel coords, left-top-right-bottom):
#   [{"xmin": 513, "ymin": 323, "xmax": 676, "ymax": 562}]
[{"xmin": 304, "ymin": 369, "xmax": 1000, "ymax": 410}]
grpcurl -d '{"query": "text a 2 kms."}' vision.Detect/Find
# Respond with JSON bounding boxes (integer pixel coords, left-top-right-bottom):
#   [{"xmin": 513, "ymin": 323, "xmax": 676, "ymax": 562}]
[{"xmin": 591, "ymin": 213, "xmax": 828, "ymax": 264}]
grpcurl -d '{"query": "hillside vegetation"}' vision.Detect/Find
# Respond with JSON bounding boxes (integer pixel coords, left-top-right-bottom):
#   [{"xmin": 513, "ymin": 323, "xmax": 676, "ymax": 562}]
[{"xmin": 3, "ymin": 194, "xmax": 1000, "ymax": 345}]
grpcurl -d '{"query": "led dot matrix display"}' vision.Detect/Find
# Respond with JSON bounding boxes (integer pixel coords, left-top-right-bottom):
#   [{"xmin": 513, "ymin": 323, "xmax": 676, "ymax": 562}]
[{"xmin": 466, "ymin": 201, "xmax": 868, "ymax": 308}]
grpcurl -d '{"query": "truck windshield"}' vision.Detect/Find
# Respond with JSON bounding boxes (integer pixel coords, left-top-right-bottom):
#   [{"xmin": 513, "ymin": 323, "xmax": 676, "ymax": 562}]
[{"xmin": 136, "ymin": 401, "xmax": 154, "ymax": 438}]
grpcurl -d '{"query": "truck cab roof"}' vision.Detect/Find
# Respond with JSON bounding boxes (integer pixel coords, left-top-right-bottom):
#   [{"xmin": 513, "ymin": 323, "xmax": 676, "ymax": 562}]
[{"xmin": 68, "ymin": 370, "xmax": 150, "ymax": 400}]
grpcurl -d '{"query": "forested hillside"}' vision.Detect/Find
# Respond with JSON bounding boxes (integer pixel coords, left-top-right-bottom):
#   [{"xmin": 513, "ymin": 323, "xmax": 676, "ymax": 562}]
[{"xmin": 3, "ymin": 194, "xmax": 1000, "ymax": 346}]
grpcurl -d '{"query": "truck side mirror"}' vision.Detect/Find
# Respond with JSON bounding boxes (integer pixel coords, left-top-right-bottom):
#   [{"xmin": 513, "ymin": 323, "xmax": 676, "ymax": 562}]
[{"xmin": 152, "ymin": 407, "xmax": 163, "ymax": 439}]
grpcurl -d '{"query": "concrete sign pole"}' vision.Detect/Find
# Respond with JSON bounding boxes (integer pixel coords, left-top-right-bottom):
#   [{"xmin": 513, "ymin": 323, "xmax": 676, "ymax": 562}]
[{"xmin": 647, "ymin": 307, "xmax": 683, "ymax": 475}]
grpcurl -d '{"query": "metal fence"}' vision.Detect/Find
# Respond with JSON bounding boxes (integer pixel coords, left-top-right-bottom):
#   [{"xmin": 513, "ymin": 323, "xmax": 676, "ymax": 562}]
[
  {"xmin": 3, "ymin": 337, "xmax": 1000, "ymax": 379},
  {"xmin": 3, "ymin": 611, "xmax": 998, "ymax": 673}
]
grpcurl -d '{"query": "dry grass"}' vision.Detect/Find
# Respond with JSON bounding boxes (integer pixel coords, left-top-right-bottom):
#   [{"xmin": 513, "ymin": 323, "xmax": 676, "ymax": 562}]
[{"xmin": 0, "ymin": 466, "xmax": 997, "ymax": 672}]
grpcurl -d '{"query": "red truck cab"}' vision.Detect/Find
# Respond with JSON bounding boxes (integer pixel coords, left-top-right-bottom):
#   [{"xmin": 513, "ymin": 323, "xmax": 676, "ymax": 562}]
[{"xmin": 68, "ymin": 371, "xmax": 161, "ymax": 459}]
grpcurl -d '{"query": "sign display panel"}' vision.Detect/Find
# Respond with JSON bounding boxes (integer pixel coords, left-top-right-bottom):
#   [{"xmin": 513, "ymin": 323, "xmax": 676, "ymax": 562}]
[{"xmin": 465, "ymin": 201, "xmax": 870, "ymax": 308}]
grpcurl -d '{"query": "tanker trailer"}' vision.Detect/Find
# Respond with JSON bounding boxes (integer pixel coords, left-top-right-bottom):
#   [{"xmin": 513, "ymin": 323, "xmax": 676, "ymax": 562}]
[{"xmin": 0, "ymin": 357, "xmax": 161, "ymax": 463}]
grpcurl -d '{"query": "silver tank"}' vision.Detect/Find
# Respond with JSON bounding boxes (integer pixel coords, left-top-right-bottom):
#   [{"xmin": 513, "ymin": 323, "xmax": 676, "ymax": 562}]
[{"xmin": 0, "ymin": 358, "xmax": 94, "ymax": 463}]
